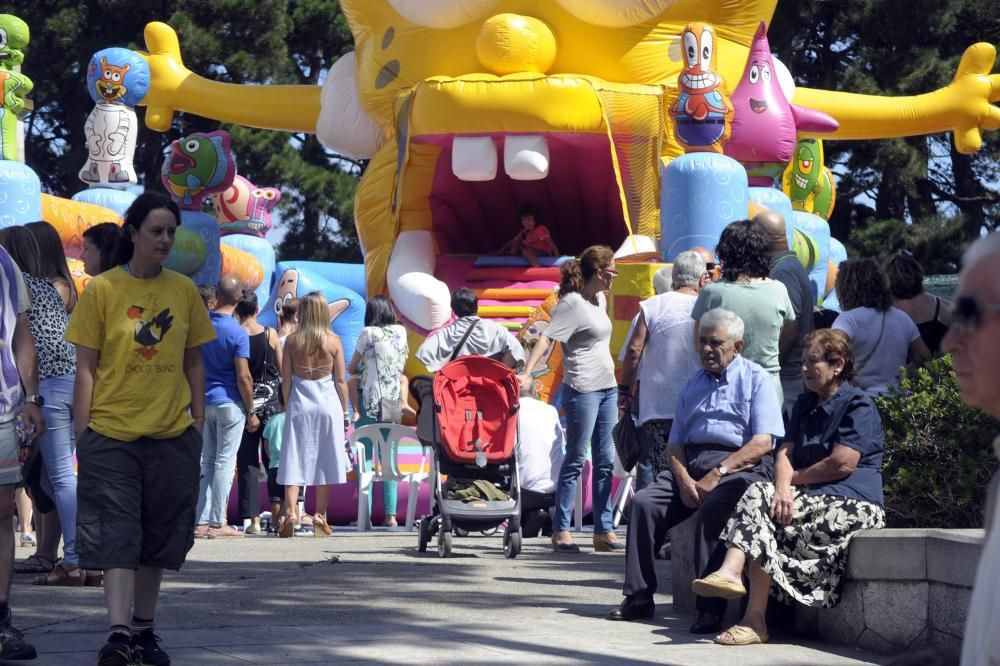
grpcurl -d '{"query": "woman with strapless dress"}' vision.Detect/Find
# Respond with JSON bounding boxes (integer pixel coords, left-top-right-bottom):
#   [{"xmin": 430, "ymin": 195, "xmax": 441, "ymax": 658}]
[{"xmin": 277, "ymin": 292, "xmax": 351, "ymax": 538}]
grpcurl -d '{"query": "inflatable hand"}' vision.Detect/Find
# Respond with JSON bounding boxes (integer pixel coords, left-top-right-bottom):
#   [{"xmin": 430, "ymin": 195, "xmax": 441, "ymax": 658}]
[
  {"xmin": 947, "ymin": 43, "xmax": 1000, "ymax": 154},
  {"xmin": 794, "ymin": 42, "xmax": 999, "ymax": 155},
  {"xmin": 137, "ymin": 22, "xmax": 319, "ymax": 133}
]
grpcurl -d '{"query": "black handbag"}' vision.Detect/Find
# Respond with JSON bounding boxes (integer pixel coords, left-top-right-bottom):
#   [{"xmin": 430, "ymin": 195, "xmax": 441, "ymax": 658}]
[
  {"xmin": 612, "ymin": 412, "xmax": 643, "ymax": 474},
  {"xmin": 251, "ymin": 328, "xmax": 282, "ymax": 419},
  {"xmin": 612, "ymin": 383, "xmax": 645, "ymax": 473}
]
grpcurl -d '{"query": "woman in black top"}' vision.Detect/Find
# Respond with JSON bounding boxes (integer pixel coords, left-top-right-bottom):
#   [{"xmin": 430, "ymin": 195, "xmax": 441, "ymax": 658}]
[
  {"xmin": 234, "ymin": 290, "xmax": 283, "ymax": 534},
  {"xmin": 884, "ymin": 252, "xmax": 950, "ymax": 353}
]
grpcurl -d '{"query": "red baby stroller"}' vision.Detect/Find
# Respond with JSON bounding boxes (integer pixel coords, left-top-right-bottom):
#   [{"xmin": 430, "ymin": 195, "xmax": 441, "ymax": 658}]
[{"xmin": 413, "ymin": 355, "xmax": 523, "ymax": 558}]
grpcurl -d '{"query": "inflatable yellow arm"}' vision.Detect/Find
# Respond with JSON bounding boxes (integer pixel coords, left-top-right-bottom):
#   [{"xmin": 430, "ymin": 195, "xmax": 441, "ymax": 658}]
[
  {"xmin": 137, "ymin": 22, "xmax": 321, "ymax": 133},
  {"xmin": 794, "ymin": 43, "xmax": 1000, "ymax": 154}
]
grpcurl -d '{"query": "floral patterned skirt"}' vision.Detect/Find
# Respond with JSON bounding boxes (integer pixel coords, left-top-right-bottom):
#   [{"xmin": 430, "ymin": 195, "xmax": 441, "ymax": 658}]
[{"xmin": 721, "ymin": 481, "xmax": 885, "ymax": 608}]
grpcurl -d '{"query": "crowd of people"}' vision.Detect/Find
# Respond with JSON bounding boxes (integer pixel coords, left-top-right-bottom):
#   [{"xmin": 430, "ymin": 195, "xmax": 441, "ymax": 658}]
[{"xmin": 0, "ymin": 191, "xmax": 992, "ymax": 663}]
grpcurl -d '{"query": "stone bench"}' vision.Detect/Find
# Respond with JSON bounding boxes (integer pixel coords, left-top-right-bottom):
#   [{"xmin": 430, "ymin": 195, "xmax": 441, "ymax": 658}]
[{"xmin": 669, "ymin": 514, "xmax": 983, "ymax": 661}]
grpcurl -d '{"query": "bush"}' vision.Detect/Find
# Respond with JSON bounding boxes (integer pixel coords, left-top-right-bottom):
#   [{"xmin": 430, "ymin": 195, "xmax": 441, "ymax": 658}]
[{"xmin": 876, "ymin": 354, "xmax": 999, "ymax": 529}]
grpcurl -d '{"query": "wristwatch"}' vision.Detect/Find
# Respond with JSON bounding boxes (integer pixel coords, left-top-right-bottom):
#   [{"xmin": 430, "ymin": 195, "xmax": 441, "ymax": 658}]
[
  {"xmin": 715, "ymin": 464, "xmax": 729, "ymax": 478},
  {"xmin": 24, "ymin": 394, "xmax": 44, "ymax": 408}
]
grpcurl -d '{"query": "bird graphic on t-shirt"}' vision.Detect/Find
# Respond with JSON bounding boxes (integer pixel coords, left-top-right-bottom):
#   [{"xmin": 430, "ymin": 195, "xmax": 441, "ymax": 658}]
[{"xmin": 133, "ymin": 308, "xmax": 173, "ymax": 358}]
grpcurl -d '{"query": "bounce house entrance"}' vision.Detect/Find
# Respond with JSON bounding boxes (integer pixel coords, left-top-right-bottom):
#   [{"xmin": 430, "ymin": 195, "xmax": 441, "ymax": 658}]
[{"xmin": 419, "ymin": 133, "xmax": 629, "ymax": 256}]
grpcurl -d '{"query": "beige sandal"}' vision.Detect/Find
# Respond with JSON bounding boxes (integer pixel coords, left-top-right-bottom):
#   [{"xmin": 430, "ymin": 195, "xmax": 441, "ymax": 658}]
[
  {"xmin": 714, "ymin": 625, "xmax": 768, "ymax": 646},
  {"xmin": 692, "ymin": 572, "xmax": 747, "ymax": 599}
]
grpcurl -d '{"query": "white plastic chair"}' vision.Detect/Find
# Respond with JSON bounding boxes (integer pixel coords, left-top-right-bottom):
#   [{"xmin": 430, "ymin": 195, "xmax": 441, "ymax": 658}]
[{"xmin": 350, "ymin": 424, "xmax": 430, "ymax": 532}]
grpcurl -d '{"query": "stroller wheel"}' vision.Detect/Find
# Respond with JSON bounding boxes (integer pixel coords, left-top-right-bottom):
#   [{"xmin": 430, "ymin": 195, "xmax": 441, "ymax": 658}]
[
  {"xmin": 454, "ymin": 527, "xmax": 470, "ymax": 538},
  {"xmin": 437, "ymin": 530, "xmax": 453, "ymax": 558},
  {"xmin": 417, "ymin": 517, "xmax": 431, "ymax": 553},
  {"xmin": 503, "ymin": 525, "xmax": 522, "ymax": 559}
]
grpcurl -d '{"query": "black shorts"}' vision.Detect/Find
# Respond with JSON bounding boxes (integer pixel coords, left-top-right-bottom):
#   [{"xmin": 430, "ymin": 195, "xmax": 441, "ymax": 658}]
[
  {"xmin": 266, "ymin": 467, "xmax": 283, "ymax": 503},
  {"xmin": 76, "ymin": 427, "xmax": 202, "ymax": 571}
]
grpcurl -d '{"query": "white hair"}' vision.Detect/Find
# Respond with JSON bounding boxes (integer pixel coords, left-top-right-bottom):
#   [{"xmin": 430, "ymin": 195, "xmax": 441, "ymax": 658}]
[
  {"xmin": 963, "ymin": 232, "xmax": 1000, "ymax": 269},
  {"xmin": 699, "ymin": 308, "xmax": 744, "ymax": 342},
  {"xmin": 652, "ymin": 266, "xmax": 673, "ymax": 294},
  {"xmin": 672, "ymin": 250, "xmax": 707, "ymax": 289}
]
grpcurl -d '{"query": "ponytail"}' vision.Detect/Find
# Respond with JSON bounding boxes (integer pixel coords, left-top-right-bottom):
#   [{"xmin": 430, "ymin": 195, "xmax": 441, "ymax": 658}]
[
  {"xmin": 558, "ymin": 244, "xmax": 615, "ymax": 299},
  {"xmin": 558, "ymin": 260, "xmax": 584, "ymax": 298},
  {"xmin": 114, "ymin": 192, "xmax": 181, "ymax": 267}
]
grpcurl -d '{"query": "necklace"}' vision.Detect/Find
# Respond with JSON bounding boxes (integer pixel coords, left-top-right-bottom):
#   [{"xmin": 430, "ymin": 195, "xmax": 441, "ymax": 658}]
[{"xmin": 121, "ymin": 262, "xmax": 162, "ymax": 279}]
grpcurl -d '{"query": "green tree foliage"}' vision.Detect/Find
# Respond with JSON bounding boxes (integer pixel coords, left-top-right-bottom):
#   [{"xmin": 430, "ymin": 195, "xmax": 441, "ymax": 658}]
[
  {"xmin": 8, "ymin": 0, "xmax": 360, "ymax": 262},
  {"xmin": 876, "ymin": 355, "xmax": 999, "ymax": 528},
  {"xmin": 770, "ymin": 1, "xmax": 1000, "ymax": 273}
]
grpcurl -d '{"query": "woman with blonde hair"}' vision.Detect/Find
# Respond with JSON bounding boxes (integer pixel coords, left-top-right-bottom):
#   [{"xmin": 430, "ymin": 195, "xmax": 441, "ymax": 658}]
[
  {"xmin": 517, "ymin": 245, "xmax": 621, "ymax": 553},
  {"xmin": 277, "ymin": 292, "xmax": 350, "ymax": 537}
]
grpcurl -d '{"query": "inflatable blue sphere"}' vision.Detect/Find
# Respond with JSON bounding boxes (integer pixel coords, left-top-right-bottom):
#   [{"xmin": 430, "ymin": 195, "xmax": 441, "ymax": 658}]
[{"xmin": 72, "ymin": 187, "xmax": 137, "ymax": 217}]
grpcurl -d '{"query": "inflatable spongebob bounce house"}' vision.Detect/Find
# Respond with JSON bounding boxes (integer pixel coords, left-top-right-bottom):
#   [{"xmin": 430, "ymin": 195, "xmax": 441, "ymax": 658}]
[{"xmin": 1, "ymin": 4, "xmax": 997, "ymax": 522}]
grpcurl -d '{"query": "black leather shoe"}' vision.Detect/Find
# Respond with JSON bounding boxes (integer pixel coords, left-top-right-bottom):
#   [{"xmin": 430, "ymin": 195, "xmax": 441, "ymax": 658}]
[
  {"xmin": 607, "ymin": 597, "xmax": 655, "ymax": 621},
  {"xmin": 689, "ymin": 610, "xmax": 723, "ymax": 634}
]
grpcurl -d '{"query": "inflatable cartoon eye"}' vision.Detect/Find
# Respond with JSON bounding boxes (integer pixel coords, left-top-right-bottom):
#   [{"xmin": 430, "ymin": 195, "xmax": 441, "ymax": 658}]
[
  {"xmin": 387, "ymin": 0, "xmax": 500, "ymax": 29},
  {"xmin": 749, "ymin": 65, "xmax": 759, "ymax": 84},
  {"xmin": 682, "ymin": 31, "xmax": 698, "ymax": 68},
  {"xmin": 761, "ymin": 64, "xmax": 771, "ymax": 82},
  {"xmin": 699, "ymin": 29, "xmax": 714, "ymax": 70},
  {"xmin": 262, "ymin": 190, "xmax": 277, "ymax": 200},
  {"xmin": 555, "ymin": 0, "xmax": 678, "ymax": 28},
  {"xmin": 111, "ymin": 71, "xmax": 121, "ymax": 82},
  {"xmin": 0, "ymin": 29, "xmax": 7, "ymax": 50},
  {"xmin": 185, "ymin": 139, "xmax": 200, "ymax": 152},
  {"xmin": 274, "ymin": 293, "xmax": 288, "ymax": 316},
  {"xmin": 103, "ymin": 69, "xmax": 113, "ymax": 80}
]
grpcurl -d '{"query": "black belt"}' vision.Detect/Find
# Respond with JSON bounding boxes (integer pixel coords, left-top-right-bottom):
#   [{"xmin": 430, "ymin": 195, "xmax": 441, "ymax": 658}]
[{"xmin": 675, "ymin": 118, "xmax": 725, "ymax": 125}]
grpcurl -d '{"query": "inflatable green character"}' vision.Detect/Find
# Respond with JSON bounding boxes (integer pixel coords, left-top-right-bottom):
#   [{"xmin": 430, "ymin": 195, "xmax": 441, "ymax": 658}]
[
  {"xmin": 782, "ymin": 138, "xmax": 837, "ymax": 220},
  {"xmin": 0, "ymin": 14, "xmax": 33, "ymax": 161}
]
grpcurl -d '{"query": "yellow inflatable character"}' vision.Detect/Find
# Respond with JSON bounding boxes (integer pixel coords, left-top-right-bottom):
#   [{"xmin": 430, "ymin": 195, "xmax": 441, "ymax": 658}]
[{"xmin": 134, "ymin": 1, "xmax": 999, "ymax": 333}]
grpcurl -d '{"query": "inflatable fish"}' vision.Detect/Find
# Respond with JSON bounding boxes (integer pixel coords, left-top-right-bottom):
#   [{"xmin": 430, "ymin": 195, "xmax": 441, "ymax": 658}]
[{"xmin": 160, "ymin": 130, "xmax": 236, "ymax": 209}]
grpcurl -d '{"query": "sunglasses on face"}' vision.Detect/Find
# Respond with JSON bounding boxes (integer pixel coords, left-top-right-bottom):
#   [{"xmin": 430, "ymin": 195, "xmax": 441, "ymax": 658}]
[
  {"xmin": 705, "ymin": 262, "xmax": 717, "ymax": 271},
  {"xmin": 603, "ymin": 268, "xmax": 619, "ymax": 279},
  {"xmin": 950, "ymin": 295, "xmax": 1000, "ymax": 331}
]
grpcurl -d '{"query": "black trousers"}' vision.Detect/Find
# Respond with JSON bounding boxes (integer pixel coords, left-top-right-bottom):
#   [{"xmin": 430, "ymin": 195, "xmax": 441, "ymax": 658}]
[
  {"xmin": 235, "ymin": 425, "xmax": 266, "ymax": 520},
  {"xmin": 622, "ymin": 445, "xmax": 773, "ymax": 615}
]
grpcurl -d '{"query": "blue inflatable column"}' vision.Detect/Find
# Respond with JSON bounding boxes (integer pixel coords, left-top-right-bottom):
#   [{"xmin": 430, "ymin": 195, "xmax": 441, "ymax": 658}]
[
  {"xmin": 660, "ymin": 153, "xmax": 748, "ymax": 261},
  {"xmin": 0, "ymin": 161, "xmax": 41, "ymax": 228},
  {"xmin": 748, "ymin": 187, "xmax": 795, "ymax": 249},
  {"xmin": 792, "ymin": 211, "xmax": 831, "ymax": 306},
  {"xmin": 221, "ymin": 234, "xmax": 276, "ymax": 306}
]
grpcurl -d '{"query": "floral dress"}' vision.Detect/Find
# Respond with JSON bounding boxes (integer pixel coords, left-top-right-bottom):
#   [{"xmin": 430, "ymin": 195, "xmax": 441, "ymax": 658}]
[
  {"xmin": 721, "ymin": 383, "xmax": 886, "ymax": 608},
  {"xmin": 356, "ymin": 324, "xmax": 408, "ymax": 420}
]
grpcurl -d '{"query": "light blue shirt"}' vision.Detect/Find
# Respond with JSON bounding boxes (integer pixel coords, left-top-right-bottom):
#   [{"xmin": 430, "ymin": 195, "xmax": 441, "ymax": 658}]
[{"xmin": 668, "ymin": 354, "xmax": 784, "ymax": 449}]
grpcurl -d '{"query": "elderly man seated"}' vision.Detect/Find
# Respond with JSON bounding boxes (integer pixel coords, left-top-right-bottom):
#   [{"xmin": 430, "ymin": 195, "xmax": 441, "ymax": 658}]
[
  {"xmin": 608, "ymin": 308, "xmax": 784, "ymax": 635},
  {"xmin": 416, "ymin": 287, "xmax": 525, "ymax": 371}
]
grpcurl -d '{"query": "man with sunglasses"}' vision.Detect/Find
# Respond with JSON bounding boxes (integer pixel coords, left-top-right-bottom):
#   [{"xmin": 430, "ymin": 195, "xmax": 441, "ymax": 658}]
[{"xmin": 946, "ymin": 233, "xmax": 1000, "ymax": 666}]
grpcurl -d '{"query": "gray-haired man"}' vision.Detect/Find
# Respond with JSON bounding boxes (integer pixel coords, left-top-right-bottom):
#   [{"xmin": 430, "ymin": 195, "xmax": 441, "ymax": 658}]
[{"xmin": 609, "ymin": 309, "xmax": 784, "ymax": 635}]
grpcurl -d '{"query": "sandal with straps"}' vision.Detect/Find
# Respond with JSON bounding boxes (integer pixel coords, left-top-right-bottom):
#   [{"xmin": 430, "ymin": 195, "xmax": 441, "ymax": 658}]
[
  {"xmin": 31, "ymin": 563, "xmax": 84, "ymax": 587},
  {"xmin": 13, "ymin": 554, "xmax": 55, "ymax": 575}
]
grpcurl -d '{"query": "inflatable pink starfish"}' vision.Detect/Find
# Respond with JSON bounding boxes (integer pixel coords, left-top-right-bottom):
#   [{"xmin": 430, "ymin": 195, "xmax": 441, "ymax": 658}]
[{"xmin": 725, "ymin": 21, "xmax": 839, "ymax": 185}]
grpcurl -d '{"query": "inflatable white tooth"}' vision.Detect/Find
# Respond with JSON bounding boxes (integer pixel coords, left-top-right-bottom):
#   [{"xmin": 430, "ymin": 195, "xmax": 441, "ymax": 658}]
[
  {"xmin": 316, "ymin": 51, "xmax": 382, "ymax": 159},
  {"xmin": 387, "ymin": 230, "xmax": 453, "ymax": 330},
  {"xmin": 504, "ymin": 135, "xmax": 549, "ymax": 180},
  {"xmin": 452, "ymin": 136, "xmax": 497, "ymax": 181}
]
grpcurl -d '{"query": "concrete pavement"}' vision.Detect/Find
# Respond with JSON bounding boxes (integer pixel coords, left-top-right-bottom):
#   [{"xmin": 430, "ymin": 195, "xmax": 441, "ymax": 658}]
[{"xmin": 12, "ymin": 529, "xmax": 888, "ymax": 664}]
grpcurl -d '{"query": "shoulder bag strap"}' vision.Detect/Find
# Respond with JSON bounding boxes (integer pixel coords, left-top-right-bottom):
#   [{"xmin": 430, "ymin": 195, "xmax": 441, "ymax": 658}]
[{"xmin": 449, "ymin": 318, "xmax": 479, "ymax": 363}]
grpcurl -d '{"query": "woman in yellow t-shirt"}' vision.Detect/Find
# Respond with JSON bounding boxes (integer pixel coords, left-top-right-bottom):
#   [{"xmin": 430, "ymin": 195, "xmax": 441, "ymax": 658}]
[{"xmin": 65, "ymin": 192, "xmax": 216, "ymax": 666}]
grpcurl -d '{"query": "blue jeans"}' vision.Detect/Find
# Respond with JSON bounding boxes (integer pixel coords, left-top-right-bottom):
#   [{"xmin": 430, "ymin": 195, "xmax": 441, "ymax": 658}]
[
  {"xmin": 553, "ymin": 386, "xmax": 617, "ymax": 534},
  {"xmin": 37, "ymin": 375, "xmax": 77, "ymax": 564},
  {"xmin": 196, "ymin": 403, "xmax": 246, "ymax": 527}
]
